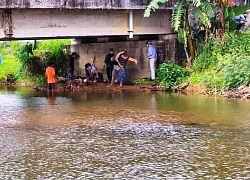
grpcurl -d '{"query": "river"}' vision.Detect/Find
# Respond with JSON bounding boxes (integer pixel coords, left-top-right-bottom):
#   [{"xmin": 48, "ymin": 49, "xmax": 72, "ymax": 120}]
[{"xmin": 1, "ymin": 86, "xmax": 250, "ymax": 179}]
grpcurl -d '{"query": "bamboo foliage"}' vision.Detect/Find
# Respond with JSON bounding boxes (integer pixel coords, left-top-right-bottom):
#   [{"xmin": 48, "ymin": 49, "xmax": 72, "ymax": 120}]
[
  {"xmin": 145, "ymin": 0, "xmax": 216, "ymax": 61},
  {"xmin": 171, "ymin": 1, "xmax": 185, "ymax": 32},
  {"xmin": 191, "ymin": 8, "xmax": 211, "ymax": 28},
  {"xmin": 144, "ymin": 0, "xmax": 168, "ymax": 17}
]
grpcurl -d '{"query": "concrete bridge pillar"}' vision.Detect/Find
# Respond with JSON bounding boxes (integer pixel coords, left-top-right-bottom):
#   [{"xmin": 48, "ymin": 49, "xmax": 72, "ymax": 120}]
[
  {"xmin": 71, "ymin": 38, "xmax": 81, "ymax": 76},
  {"xmin": 71, "ymin": 39, "xmax": 81, "ymax": 54},
  {"xmin": 158, "ymin": 34, "xmax": 185, "ymax": 65}
]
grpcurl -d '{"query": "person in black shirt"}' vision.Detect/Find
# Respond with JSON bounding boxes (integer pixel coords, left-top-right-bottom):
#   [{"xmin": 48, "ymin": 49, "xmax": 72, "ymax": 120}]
[
  {"xmin": 115, "ymin": 50, "xmax": 137, "ymax": 87},
  {"xmin": 104, "ymin": 48, "xmax": 115, "ymax": 82},
  {"xmin": 68, "ymin": 52, "xmax": 77, "ymax": 84}
]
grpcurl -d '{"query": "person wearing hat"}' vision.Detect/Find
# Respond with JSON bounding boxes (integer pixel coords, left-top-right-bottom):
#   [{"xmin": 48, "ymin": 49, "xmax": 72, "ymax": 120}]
[
  {"xmin": 104, "ymin": 48, "xmax": 115, "ymax": 82},
  {"xmin": 146, "ymin": 41, "xmax": 157, "ymax": 81}
]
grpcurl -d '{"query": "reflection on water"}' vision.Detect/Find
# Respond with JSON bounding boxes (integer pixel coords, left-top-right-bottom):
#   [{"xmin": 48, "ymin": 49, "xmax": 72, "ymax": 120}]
[{"xmin": 1, "ymin": 87, "xmax": 250, "ymax": 179}]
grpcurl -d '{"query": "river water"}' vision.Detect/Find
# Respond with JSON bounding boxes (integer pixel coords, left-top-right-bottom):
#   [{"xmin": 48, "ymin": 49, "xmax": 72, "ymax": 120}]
[{"xmin": 1, "ymin": 86, "xmax": 250, "ymax": 179}]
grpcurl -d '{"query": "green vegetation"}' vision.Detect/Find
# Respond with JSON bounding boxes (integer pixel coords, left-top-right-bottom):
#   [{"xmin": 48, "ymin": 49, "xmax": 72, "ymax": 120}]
[
  {"xmin": 190, "ymin": 32, "xmax": 250, "ymax": 89},
  {"xmin": 133, "ymin": 77, "xmax": 151, "ymax": 85},
  {"xmin": 0, "ymin": 40, "xmax": 70, "ymax": 86},
  {"xmin": 0, "ymin": 42, "xmax": 21, "ymax": 81},
  {"xmin": 156, "ymin": 63, "xmax": 189, "ymax": 89},
  {"xmin": 144, "ymin": 0, "xmax": 250, "ymax": 92},
  {"xmin": 145, "ymin": 0, "xmax": 249, "ymax": 62},
  {"xmin": 134, "ymin": 31, "xmax": 250, "ymax": 91},
  {"xmin": 133, "ymin": 63, "xmax": 189, "ymax": 89}
]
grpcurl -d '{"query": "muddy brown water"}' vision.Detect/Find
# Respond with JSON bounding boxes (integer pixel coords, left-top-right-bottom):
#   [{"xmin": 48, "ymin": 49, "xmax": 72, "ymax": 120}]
[{"xmin": 1, "ymin": 86, "xmax": 250, "ymax": 179}]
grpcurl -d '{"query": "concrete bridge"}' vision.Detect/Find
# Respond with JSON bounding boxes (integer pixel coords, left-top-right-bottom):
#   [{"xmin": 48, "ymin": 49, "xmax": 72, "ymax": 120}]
[
  {"xmin": 0, "ymin": 0, "xmax": 179, "ymax": 82},
  {"xmin": 1, "ymin": 0, "xmax": 248, "ymax": 82},
  {"xmin": 0, "ymin": 0, "xmax": 174, "ymax": 39}
]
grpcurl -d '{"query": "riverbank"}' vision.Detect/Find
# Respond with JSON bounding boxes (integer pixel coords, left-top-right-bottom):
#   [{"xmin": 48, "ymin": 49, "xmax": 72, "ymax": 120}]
[
  {"xmin": 33, "ymin": 79, "xmax": 164, "ymax": 92},
  {"xmin": 34, "ymin": 81, "xmax": 250, "ymax": 100},
  {"xmin": 3, "ymin": 78, "xmax": 250, "ymax": 100},
  {"xmin": 187, "ymin": 84, "xmax": 250, "ymax": 99}
]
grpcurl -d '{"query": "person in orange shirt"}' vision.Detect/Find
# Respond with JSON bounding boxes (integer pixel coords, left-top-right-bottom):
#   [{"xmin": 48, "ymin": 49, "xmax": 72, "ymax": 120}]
[{"xmin": 45, "ymin": 61, "xmax": 57, "ymax": 91}]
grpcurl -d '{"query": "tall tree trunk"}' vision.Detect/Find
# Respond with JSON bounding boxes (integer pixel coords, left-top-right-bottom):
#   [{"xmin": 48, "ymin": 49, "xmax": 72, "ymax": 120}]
[
  {"xmin": 218, "ymin": 3, "xmax": 225, "ymax": 37},
  {"xmin": 185, "ymin": 5, "xmax": 195, "ymax": 64}
]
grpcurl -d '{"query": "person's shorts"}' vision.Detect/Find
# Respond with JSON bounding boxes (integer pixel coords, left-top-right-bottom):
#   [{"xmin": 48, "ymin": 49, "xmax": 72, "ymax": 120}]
[
  {"xmin": 68, "ymin": 69, "xmax": 74, "ymax": 80},
  {"xmin": 48, "ymin": 83, "xmax": 56, "ymax": 90}
]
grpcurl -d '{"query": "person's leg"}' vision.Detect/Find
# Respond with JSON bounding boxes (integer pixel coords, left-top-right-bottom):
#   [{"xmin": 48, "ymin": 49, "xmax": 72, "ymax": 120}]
[
  {"xmin": 110, "ymin": 66, "xmax": 113, "ymax": 82},
  {"xmin": 68, "ymin": 70, "xmax": 73, "ymax": 86},
  {"xmin": 114, "ymin": 69, "xmax": 119, "ymax": 83},
  {"xmin": 118, "ymin": 68, "xmax": 126, "ymax": 87},
  {"xmin": 110, "ymin": 69, "xmax": 116, "ymax": 85},
  {"xmin": 150, "ymin": 58, "xmax": 156, "ymax": 80},
  {"xmin": 48, "ymin": 83, "xmax": 52, "ymax": 91},
  {"xmin": 111, "ymin": 68, "xmax": 119, "ymax": 85},
  {"xmin": 51, "ymin": 83, "xmax": 56, "ymax": 92},
  {"xmin": 106, "ymin": 67, "xmax": 110, "ymax": 82}
]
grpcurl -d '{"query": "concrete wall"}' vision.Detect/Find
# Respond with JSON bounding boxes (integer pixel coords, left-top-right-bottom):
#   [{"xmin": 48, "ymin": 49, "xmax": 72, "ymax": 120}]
[{"xmin": 0, "ymin": 9, "xmax": 172, "ymax": 39}]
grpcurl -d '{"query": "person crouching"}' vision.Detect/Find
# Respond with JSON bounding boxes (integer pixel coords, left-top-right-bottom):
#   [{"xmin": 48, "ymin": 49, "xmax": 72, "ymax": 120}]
[{"xmin": 84, "ymin": 63, "xmax": 99, "ymax": 83}]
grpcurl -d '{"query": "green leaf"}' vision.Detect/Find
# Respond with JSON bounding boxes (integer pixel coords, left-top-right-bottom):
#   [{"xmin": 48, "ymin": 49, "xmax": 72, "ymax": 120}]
[
  {"xmin": 225, "ymin": 11, "xmax": 235, "ymax": 21},
  {"xmin": 192, "ymin": 0, "xmax": 201, "ymax": 7},
  {"xmin": 177, "ymin": 28, "xmax": 186, "ymax": 44},
  {"xmin": 233, "ymin": 5, "xmax": 250, "ymax": 16},
  {"xmin": 224, "ymin": 6, "xmax": 228, "ymax": 18},
  {"xmin": 192, "ymin": 8, "xmax": 211, "ymax": 28},
  {"xmin": 171, "ymin": 1, "xmax": 185, "ymax": 32},
  {"xmin": 144, "ymin": 0, "xmax": 169, "ymax": 17}
]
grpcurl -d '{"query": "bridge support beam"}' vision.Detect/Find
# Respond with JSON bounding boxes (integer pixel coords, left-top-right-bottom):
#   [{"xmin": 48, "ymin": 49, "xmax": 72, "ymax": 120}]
[
  {"xmin": 1, "ymin": 10, "xmax": 13, "ymax": 38},
  {"xmin": 0, "ymin": 9, "xmax": 172, "ymax": 40}
]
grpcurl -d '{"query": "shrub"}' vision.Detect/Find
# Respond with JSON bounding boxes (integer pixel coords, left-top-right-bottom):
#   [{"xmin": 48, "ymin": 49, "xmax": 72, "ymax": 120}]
[
  {"xmin": 193, "ymin": 39, "xmax": 219, "ymax": 72},
  {"xmin": 0, "ymin": 41, "xmax": 21, "ymax": 81},
  {"xmin": 190, "ymin": 31, "xmax": 250, "ymax": 89},
  {"xmin": 15, "ymin": 39, "xmax": 70, "ymax": 85},
  {"xmin": 156, "ymin": 62, "xmax": 189, "ymax": 88}
]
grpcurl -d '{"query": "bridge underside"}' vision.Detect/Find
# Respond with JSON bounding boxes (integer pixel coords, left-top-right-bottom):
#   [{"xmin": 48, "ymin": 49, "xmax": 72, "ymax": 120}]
[
  {"xmin": 0, "ymin": 9, "xmax": 173, "ymax": 40},
  {"xmin": 0, "ymin": 8, "xmax": 181, "ymax": 82}
]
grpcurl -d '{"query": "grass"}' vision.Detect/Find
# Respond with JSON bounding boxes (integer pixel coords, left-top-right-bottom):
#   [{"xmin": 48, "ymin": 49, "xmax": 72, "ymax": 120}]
[
  {"xmin": 0, "ymin": 52, "xmax": 20, "ymax": 81},
  {"xmin": 0, "ymin": 41, "xmax": 22, "ymax": 81}
]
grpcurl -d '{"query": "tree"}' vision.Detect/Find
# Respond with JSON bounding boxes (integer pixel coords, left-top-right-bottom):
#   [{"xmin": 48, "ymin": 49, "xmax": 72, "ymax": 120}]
[{"xmin": 144, "ymin": 0, "xmax": 215, "ymax": 63}]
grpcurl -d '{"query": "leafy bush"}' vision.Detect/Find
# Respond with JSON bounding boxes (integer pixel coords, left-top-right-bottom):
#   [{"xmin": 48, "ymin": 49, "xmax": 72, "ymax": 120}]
[
  {"xmin": 190, "ymin": 31, "xmax": 250, "ymax": 89},
  {"xmin": 0, "ymin": 41, "xmax": 21, "ymax": 81},
  {"xmin": 220, "ymin": 54, "xmax": 250, "ymax": 88},
  {"xmin": 15, "ymin": 39, "xmax": 70, "ymax": 85},
  {"xmin": 156, "ymin": 62, "xmax": 189, "ymax": 88},
  {"xmin": 193, "ymin": 39, "xmax": 219, "ymax": 72}
]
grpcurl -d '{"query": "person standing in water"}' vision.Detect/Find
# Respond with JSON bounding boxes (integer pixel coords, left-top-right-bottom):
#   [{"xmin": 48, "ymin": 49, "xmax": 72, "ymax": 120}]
[
  {"xmin": 45, "ymin": 61, "xmax": 57, "ymax": 92},
  {"xmin": 115, "ymin": 49, "xmax": 137, "ymax": 87}
]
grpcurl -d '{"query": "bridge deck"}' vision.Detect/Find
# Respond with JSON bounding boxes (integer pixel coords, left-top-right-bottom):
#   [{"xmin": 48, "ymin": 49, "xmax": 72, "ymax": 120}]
[{"xmin": 0, "ymin": 0, "xmax": 174, "ymax": 9}]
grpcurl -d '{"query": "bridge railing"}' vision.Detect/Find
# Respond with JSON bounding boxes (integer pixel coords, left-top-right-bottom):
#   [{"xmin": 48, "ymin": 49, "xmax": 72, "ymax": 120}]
[{"xmin": 0, "ymin": 0, "xmax": 174, "ymax": 9}]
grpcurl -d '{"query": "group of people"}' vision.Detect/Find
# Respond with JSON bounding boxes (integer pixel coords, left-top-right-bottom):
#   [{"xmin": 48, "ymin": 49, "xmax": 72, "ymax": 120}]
[
  {"xmin": 45, "ymin": 41, "xmax": 157, "ymax": 91},
  {"xmin": 104, "ymin": 41, "xmax": 157, "ymax": 87},
  {"xmin": 104, "ymin": 48, "xmax": 138, "ymax": 87}
]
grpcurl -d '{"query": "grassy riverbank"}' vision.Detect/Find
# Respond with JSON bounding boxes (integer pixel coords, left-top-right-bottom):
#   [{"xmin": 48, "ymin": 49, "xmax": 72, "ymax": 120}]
[
  {"xmin": 0, "ymin": 40, "xmax": 70, "ymax": 86},
  {"xmin": 1, "ymin": 32, "xmax": 250, "ymax": 100},
  {"xmin": 0, "ymin": 42, "xmax": 20, "ymax": 81},
  {"xmin": 189, "ymin": 31, "xmax": 250, "ymax": 90},
  {"xmin": 133, "ymin": 31, "xmax": 250, "ymax": 99}
]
